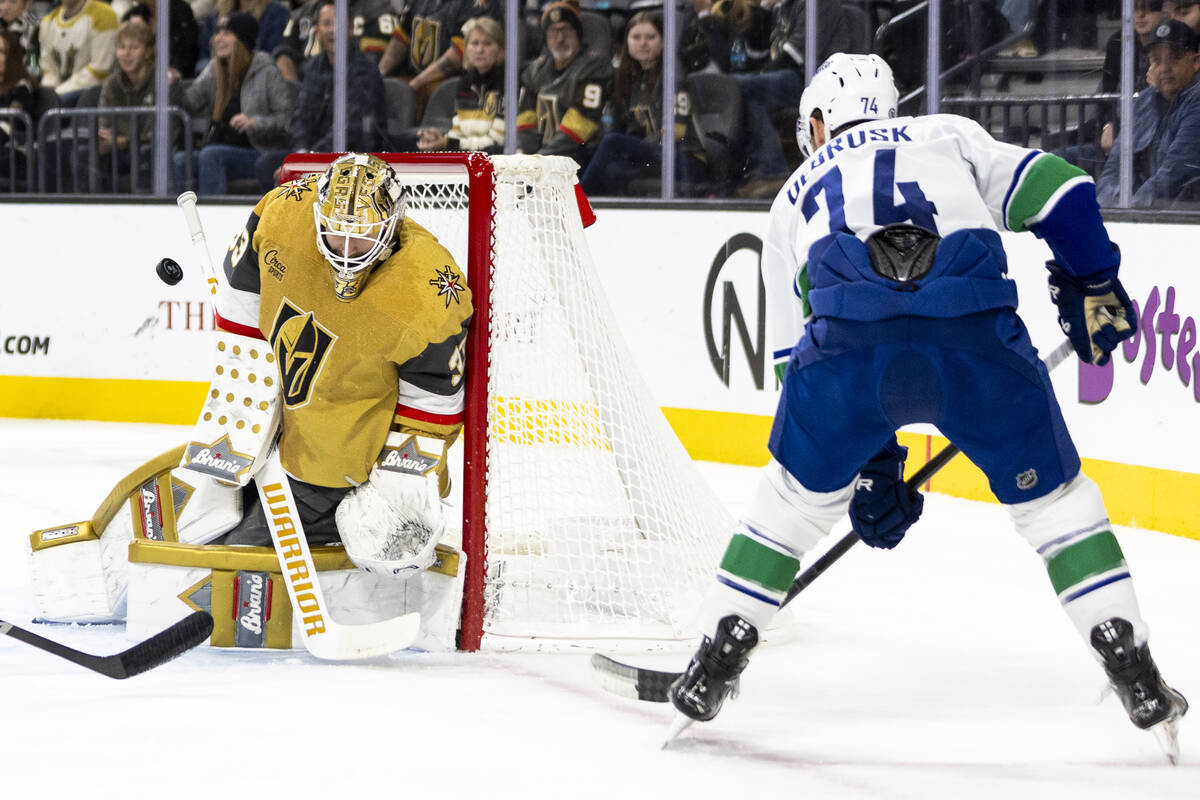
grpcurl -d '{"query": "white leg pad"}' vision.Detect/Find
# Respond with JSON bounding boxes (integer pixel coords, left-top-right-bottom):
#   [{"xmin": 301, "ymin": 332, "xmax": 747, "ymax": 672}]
[
  {"xmin": 1006, "ymin": 472, "xmax": 1147, "ymax": 646},
  {"xmin": 695, "ymin": 459, "xmax": 853, "ymax": 636},
  {"xmin": 127, "ymin": 543, "xmax": 465, "ymax": 652},
  {"xmin": 743, "ymin": 459, "xmax": 855, "ymax": 556},
  {"xmin": 171, "ymin": 469, "xmax": 243, "ymax": 545},
  {"xmin": 28, "ymin": 505, "xmax": 134, "ymax": 623}
]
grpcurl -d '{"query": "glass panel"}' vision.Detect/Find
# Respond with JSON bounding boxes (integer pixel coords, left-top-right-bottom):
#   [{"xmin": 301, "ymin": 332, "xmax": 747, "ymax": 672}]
[
  {"xmin": 9, "ymin": 0, "xmax": 1165, "ymax": 210},
  {"xmin": 930, "ymin": 0, "xmax": 1136, "ymax": 205}
]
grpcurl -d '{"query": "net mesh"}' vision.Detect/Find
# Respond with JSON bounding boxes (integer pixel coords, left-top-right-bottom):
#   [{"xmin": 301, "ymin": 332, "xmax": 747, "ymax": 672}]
[{"xmin": 305, "ymin": 154, "xmax": 737, "ymax": 651}]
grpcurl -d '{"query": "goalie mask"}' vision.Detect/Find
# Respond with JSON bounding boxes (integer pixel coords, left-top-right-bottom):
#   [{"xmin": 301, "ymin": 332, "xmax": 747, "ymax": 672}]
[
  {"xmin": 314, "ymin": 153, "xmax": 407, "ymax": 302},
  {"xmin": 796, "ymin": 53, "xmax": 898, "ymax": 158}
]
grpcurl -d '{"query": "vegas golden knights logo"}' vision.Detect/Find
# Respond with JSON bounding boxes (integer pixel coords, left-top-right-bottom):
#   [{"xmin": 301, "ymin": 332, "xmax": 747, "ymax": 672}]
[
  {"xmin": 269, "ymin": 299, "xmax": 336, "ymax": 408},
  {"xmin": 410, "ymin": 16, "xmax": 440, "ymax": 69},
  {"xmin": 535, "ymin": 94, "xmax": 561, "ymax": 145}
]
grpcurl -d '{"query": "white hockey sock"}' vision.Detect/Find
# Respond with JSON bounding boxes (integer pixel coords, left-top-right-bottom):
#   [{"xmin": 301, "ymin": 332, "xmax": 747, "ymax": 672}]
[
  {"xmin": 695, "ymin": 460, "xmax": 853, "ymax": 636},
  {"xmin": 1008, "ymin": 472, "xmax": 1148, "ymax": 648}
]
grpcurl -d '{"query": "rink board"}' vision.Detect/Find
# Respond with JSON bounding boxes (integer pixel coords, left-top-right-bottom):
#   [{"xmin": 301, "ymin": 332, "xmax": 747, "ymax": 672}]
[{"xmin": 0, "ymin": 203, "xmax": 1195, "ymax": 538}]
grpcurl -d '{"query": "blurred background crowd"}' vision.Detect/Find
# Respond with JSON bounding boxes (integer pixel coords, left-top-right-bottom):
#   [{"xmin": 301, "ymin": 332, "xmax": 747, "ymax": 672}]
[{"xmin": 0, "ymin": 0, "xmax": 1190, "ymax": 206}]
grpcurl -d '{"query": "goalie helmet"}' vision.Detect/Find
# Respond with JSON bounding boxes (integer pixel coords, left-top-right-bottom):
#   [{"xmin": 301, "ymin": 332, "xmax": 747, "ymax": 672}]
[
  {"xmin": 314, "ymin": 153, "xmax": 407, "ymax": 302},
  {"xmin": 795, "ymin": 53, "xmax": 899, "ymax": 158}
]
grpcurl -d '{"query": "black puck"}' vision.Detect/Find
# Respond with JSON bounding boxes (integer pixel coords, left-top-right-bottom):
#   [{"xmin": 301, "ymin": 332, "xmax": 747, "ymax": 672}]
[{"xmin": 156, "ymin": 257, "xmax": 184, "ymax": 286}]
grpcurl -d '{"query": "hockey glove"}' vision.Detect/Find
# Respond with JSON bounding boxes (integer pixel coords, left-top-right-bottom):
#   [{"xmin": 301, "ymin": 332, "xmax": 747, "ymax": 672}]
[
  {"xmin": 848, "ymin": 442, "xmax": 924, "ymax": 549},
  {"xmin": 1046, "ymin": 262, "xmax": 1137, "ymax": 366}
]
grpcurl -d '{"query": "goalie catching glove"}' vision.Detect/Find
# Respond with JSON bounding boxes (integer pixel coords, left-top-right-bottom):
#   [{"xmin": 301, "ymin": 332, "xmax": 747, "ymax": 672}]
[
  {"xmin": 1046, "ymin": 261, "xmax": 1136, "ymax": 366},
  {"xmin": 335, "ymin": 434, "xmax": 446, "ymax": 577},
  {"xmin": 848, "ymin": 441, "xmax": 923, "ymax": 549}
]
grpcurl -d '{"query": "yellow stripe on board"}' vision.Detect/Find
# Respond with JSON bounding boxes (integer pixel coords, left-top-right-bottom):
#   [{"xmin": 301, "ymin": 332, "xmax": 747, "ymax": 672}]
[
  {"xmin": 0, "ymin": 376, "xmax": 207, "ymax": 425},
  {"xmin": 662, "ymin": 406, "xmax": 1200, "ymax": 542},
  {"xmin": 0, "ymin": 378, "xmax": 1193, "ymax": 541}
]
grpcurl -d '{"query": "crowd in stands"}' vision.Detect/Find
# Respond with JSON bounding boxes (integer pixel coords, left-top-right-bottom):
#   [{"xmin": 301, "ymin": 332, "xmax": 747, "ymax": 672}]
[{"xmin": 1, "ymin": 0, "xmax": 1199, "ymax": 206}]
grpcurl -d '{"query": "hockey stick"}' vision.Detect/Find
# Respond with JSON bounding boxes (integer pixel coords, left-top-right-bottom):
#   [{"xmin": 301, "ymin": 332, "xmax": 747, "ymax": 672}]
[
  {"xmin": 592, "ymin": 337, "xmax": 1076, "ymax": 701},
  {"xmin": 255, "ymin": 450, "xmax": 421, "ymax": 660},
  {"xmin": 0, "ymin": 611, "xmax": 213, "ymax": 679},
  {"xmin": 175, "ymin": 192, "xmax": 421, "ymax": 661}
]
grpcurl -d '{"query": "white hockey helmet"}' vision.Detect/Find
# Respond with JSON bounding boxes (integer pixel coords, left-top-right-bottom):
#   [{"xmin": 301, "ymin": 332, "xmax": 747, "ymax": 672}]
[
  {"xmin": 314, "ymin": 153, "xmax": 407, "ymax": 302},
  {"xmin": 795, "ymin": 53, "xmax": 899, "ymax": 158}
]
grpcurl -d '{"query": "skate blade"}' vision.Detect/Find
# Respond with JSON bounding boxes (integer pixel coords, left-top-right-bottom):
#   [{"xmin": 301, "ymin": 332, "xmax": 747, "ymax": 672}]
[
  {"xmin": 662, "ymin": 714, "xmax": 695, "ymax": 749},
  {"xmin": 1150, "ymin": 716, "xmax": 1182, "ymax": 765}
]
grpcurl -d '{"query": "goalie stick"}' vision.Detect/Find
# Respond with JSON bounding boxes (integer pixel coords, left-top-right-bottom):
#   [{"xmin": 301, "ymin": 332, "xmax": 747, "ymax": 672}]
[
  {"xmin": 0, "ymin": 611, "xmax": 213, "ymax": 679},
  {"xmin": 592, "ymin": 338, "xmax": 1076, "ymax": 702},
  {"xmin": 175, "ymin": 192, "xmax": 421, "ymax": 661},
  {"xmin": 255, "ymin": 450, "xmax": 421, "ymax": 659}
]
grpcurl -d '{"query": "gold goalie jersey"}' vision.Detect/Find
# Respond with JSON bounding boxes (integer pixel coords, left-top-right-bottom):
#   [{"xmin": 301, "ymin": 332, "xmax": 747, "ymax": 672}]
[{"xmin": 216, "ymin": 175, "xmax": 473, "ymax": 488}]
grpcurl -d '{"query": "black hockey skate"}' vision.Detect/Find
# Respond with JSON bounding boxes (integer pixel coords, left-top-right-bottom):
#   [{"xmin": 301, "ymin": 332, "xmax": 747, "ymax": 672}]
[
  {"xmin": 1090, "ymin": 617, "xmax": 1188, "ymax": 763},
  {"xmin": 669, "ymin": 615, "xmax": 759, "ymax": 723}
]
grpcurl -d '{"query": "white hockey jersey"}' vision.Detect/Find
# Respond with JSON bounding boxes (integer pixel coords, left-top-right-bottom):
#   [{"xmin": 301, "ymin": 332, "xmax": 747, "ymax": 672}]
[{"xmin": 762, "ymin": 113, "xmax": 1105, "ymax": 378}]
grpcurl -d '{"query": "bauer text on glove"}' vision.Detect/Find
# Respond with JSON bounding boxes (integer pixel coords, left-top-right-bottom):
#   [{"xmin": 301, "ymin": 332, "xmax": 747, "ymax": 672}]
[{"xmin": 848, "ymin": 443, "xmax": 924, "ymax": 549}]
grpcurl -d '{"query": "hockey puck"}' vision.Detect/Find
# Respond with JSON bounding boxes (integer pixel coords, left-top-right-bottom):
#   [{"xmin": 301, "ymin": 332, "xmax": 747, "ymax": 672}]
[{"xmin": 156, "ymin": 257, "xmax": 184, "ymax": 286}]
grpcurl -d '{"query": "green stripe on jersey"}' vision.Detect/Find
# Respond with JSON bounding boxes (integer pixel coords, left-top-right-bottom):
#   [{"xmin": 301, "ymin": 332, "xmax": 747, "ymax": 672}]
[
  {"xmin": 1006, "ymin": 155, "xmax": 1088, "ymax": 233},
  {"xmin": 1045, "ymin": 531, "xmax": 1126, "ymax": 595},
  {"xmin": 796, "ymin": 264, "xmax": 812, "ymax": 319},
  {"xmin": 719, "ymin": 533, "xmax": 800, "ymax": 594}
]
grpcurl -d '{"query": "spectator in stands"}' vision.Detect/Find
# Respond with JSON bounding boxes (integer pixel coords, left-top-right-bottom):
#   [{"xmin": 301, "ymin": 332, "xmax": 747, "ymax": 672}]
[
  {"xmin": 379, "ymin": 0, "xmax": 503, "ymax": 104},
  {"xmin": 255, "ymin": 0, "xmax": 384, "ymax": 188},
  {"xmin": 174, "ymin": 11, "xmax": 296, "ymax": 194},
  {"xmin": 516, "ymin": 1, "xmax": 611, "ymax": 169},
  {"xmin": 198, "ymin": 0, "xmax": 289, "ymax": 68},
  {"xmin": 686, "ymin": 0, "xmax": 772, "ymax": 74},
  {"xmin": 416, "ymin": 16, "xmax": 505, "ymax": 153},
  {"xmin": 1, "ymin": 0, "xmax": 40, "ymax": 78},
  {"xmin": 122, "ymin": 0, "xmax": 201, "ymax": 80},
  {"xmin": 997, "ymin": 0, "xmax": 1037, "ymax": 57},
  {"xmin": 580, "ymin": 12, "xmax": 705, "ymax": 196},
  {"xmin": 1089, "ymin": 0, "xmax": 1166, "ymax": 162},
  {"xmin": 1097, "ymin": 19, "xmax": 1200, "ymax": 207},
  {"xmin": 1168, "ymin": 0, "xmax": 1200, "ymax": 33},
  {"xmin": 94, "ymin": 19, "xmax": 183, "ymax": 189},
  {"xmin": 729, "ymin": 0, "xmax": 857, "ymax": 198},
  {"xmin": 0, "ymin": 29, "xmax": 36, "ymax": 183},
  {"xmin": 39, "ymin": 0, "xmax": 118, "ymax": 105},
  {"xmin": 273, "ymin": 0, "xmax": 397, "ymax": 83}
]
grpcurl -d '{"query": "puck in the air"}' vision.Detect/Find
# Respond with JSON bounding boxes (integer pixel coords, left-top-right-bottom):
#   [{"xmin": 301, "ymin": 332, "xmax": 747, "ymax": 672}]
[{"xmin": 156, "ymin": 257, "xmax": 184, "ymax": 285}]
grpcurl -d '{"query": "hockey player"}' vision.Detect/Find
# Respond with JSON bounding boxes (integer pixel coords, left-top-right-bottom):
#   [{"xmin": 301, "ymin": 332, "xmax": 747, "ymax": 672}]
[
  {"xmin": 211, "ymin": 152, "xmax": 472, "ymax": 569},
  {"xmin": 668, "ymin": 53, "xmax": 1188, "ymax": 758},
  {"xmin": 27, "ymin": 153, "xmax": 473, "ymax": 648}
]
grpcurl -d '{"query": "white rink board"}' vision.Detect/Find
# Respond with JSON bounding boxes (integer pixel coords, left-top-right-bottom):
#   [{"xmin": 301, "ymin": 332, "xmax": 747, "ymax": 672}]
[{"xmin": 0, "ymin": 203, "xmax": 1196, "ymax": 475}]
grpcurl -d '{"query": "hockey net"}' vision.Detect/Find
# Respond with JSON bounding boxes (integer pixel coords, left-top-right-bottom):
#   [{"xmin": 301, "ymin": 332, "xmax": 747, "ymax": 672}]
[{"xmin": 280, "ymin": 153, "xmax": 736, "ymax": 652}]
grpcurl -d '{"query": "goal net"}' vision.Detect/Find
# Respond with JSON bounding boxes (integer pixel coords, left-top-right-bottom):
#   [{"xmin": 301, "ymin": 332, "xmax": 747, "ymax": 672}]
[{"xmin": 280, "ymin": 153, "xmax": 736, "ymax": 652}]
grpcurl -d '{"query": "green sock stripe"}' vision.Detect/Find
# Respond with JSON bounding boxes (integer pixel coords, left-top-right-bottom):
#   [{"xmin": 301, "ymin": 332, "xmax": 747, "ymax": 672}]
[
  {"xmin": 719, "ymin": 533, "xmax": 800, "ymax": 594},
  {"xmin": 1045, "ymin": 531, "xmax": 1127, "ymax": 595},
  {"xmin": 1006, "ymin": 154, "xmax": 1088, "ymax": 232}
]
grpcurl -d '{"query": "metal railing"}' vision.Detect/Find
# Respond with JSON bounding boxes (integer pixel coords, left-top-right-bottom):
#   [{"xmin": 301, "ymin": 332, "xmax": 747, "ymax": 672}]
[
  {"xmin": 875, "ymin": 0, "xmax": 1040, "ymax": 111},
  {"xmin": 942, "ymin": 93, "xmax": 1119, "ymax": 153},
  {"xmin": 0, "ymin": 109, "xmax": 34, "ymax": 193},
  {"xmin": 36, "ymin": 106, "xmax": 193, "ymax": 195}
]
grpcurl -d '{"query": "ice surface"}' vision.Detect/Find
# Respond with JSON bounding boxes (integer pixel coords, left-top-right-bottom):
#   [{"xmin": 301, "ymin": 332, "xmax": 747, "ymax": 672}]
[{"xmin": 0, "ymin": 419, "xmax": 1196, "ymax": 798}]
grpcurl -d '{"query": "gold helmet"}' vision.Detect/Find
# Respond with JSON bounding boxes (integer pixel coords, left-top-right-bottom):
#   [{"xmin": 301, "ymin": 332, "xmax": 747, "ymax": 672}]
[{"xmin": 313, "ymin": 153, "xmax": 407, "ymax": 302}]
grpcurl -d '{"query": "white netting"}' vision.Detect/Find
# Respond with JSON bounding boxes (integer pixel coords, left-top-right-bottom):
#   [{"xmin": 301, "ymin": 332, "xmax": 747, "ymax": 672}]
[{"xmin": 396, "ymin": 155, "xmax": 735, "ymax": 651}]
